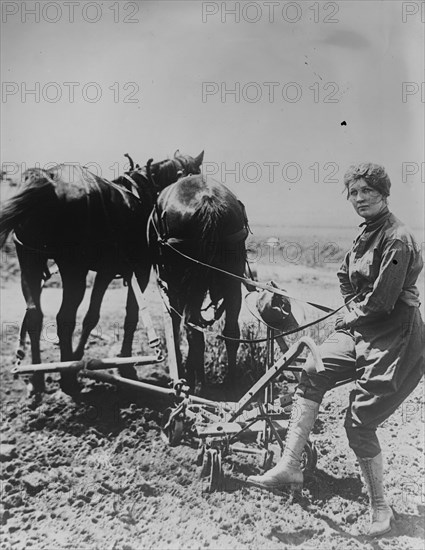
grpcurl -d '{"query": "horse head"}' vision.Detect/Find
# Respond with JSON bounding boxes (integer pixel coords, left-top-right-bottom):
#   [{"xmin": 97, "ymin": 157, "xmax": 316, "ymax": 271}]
[{"xmin": 147, "ymin": 150, "xmax": 204, "ymax": 192}]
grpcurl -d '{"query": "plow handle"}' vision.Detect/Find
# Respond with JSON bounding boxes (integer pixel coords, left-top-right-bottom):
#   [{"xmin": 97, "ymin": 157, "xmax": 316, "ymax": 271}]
[
  {"xmin": 299, "ymin": 336, "xmax": 325, "ymax": 373},
  {"xmin": 11, "ymin": 356, "xmax": 162, "ymax": 375},
  {"xmin": 228, "ymin": 336, "xmax": 324, "ymax": 422}
]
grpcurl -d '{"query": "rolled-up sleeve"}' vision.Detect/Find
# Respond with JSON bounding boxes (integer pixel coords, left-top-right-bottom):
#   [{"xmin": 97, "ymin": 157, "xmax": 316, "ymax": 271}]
[{"xmin": 346, "ymin": 239, "xmax": 412, "ymax": 326}]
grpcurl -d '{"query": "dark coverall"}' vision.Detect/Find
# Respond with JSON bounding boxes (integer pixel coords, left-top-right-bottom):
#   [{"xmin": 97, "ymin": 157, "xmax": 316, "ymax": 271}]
[{"xmin": 297, "ymin": 209, "xmax": 425, "ymax": 457}]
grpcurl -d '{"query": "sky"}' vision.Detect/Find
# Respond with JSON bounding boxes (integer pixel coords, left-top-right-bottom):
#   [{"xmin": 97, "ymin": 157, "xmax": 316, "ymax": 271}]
[{"xmin": 1, "ymin": 0, "xmax": 424, "ymax": 229}]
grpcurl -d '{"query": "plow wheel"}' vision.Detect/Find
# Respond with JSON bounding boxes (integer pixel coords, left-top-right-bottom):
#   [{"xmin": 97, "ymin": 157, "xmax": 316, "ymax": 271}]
[
  {"xmin": 200, "ymin": 448, "xmax": 223, "ymax": 492},
  {"xmin": 161, "ymin": 407, "xmax": 184, "ymax": 447},
  {"xmin": 300, "ymin": 440, "xmax": 318, "ymax": 472}
]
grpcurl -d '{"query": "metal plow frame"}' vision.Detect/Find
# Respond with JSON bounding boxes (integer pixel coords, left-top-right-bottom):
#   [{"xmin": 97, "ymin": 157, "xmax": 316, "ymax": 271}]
[{"xmin": 159, "ymin": 335, "xmax": 325, "ymax": 492}]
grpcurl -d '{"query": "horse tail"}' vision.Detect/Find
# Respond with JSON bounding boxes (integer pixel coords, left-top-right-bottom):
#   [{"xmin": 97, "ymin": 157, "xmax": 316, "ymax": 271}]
[
  {"xmin": 180, "ymin": 195, "xmax": 226, "ymax": 324},
  {"xmin": 196, "ymin": 195, "xmax": 225, "ymax": 261},
  {"xmin": 0, "ymin": 180, "xmax": 56, "ymax": 248}
]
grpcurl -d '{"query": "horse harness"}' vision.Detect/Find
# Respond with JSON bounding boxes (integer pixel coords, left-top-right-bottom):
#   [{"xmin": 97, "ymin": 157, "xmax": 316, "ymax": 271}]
[
  {"xmin": 150, "ymin": 198, "xmax": 250, "ymax": 260},
  {"xmin": 121, "ymin": 155, "xmax": 190, "ymax": 202}
]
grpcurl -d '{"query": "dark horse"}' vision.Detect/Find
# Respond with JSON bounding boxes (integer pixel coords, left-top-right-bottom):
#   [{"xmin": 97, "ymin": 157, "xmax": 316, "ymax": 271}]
[
  {"xmin": 0, "ymin": 151, "xmax": 204, "ymax": 395},
  {"xmin": 148, "ymin": 174, "xmax": 249, "ymax": 393}
]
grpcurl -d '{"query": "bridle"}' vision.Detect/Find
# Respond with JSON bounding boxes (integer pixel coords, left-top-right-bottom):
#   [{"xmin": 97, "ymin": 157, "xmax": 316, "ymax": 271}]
[{"xmin": 122, "ymin": 156, "xmax": 195, "ymax": 202}]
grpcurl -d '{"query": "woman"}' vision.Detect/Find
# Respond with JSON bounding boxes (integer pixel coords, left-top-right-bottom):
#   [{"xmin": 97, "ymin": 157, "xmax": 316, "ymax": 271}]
[{"xmin": 248, "ymin": 162, "xmax": 424, "ymax": 537}]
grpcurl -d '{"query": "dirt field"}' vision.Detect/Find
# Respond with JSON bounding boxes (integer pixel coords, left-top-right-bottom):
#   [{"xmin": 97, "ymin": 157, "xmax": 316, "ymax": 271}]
[{"xmin": 1, "ymin": 252, "xmax": 424, "ymax": 550}]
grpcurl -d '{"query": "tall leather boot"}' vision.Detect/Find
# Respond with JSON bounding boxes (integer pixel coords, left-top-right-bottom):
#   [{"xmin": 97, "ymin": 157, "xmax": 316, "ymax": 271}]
[
  {"xmin": 357, "ymin": 453, "xmax": 394, "ymax": 536},
  {"xmin": 247, "ymin": 396, "xmax": 320, "ymax": 489}
]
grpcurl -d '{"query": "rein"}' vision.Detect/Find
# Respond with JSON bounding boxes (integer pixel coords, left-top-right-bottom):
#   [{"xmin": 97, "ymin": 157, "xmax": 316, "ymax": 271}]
[
  {"xmin": 155, "ymin": 259, "xmax": 361, "ymax": 344},
  {"xmin": 155, "ymin": 271, "xmax": 224, "ymax": 333},
  {"xmin": 150, "ymin": 216, "xmax": 362, "ymax": 343},
  {"xmin": 161, "ymin": 226, "xmax": 249, "ymax": 248},
  {"xmin": 151, "ymin": 216, "xmax": 332, "ymax": 313},
  {"xmin": 219, "ymin": 292, "xmax": 361, "ymax": 344}
]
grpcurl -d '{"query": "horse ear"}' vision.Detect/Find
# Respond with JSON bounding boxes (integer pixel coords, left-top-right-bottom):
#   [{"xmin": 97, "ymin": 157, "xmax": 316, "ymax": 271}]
[
  {"xmin": 174, "ymin": 149, "xmax": 180, "ymax": 158},
  {"xmin": 146, "ymin": 158, "xmax": 155, "ymax": 186},
  {"xmin": 194, "ymin": 150, "xmax": 204, "ymax": 167}
]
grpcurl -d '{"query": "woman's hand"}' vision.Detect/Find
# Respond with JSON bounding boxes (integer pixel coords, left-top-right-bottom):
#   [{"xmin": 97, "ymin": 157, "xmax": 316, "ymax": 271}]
[
  {"xmin": 335, "ymin": 310, "xmax": 358, "ymax": 330},
  {"xmin": 335, "ymin": 312, "xmax": 347, "ymax": 330}
]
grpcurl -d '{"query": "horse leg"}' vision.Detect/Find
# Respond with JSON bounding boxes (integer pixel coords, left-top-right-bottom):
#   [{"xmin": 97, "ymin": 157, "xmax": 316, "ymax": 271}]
[
  {"xmin": 117, "ymin": 281, "xmax": 138, "ymax": 380},
  {"xmin": 73, "ymin": 270, "xmax": 114, "ymax": 360},
  {"xmin": 168, "ymin": 294, "xmax": 183, "ymax": 378},
  {"xmin": 185, "ymin": 324, "xmax": 205, "ymax": 395},
  {"xmin": 116, "ymin": 268, "xmax": 150, "ymax": 380},
  {"xmin": 119, "ymin": 281, "xmax": 138, "ymax": 358},
  {"xmin": 56, "ymin": 263, "xmax": 88, "ymax": 394},
  {"xmin": 184, "ymin": 291, "xmax": 207, "ymax": 394},
  {"xmin": 222, "ymin": 281, "xmax": 242, "ymax": 388},
  {"xmin": 16, "ymin": 246, "xmax": 46, "ymax": 394}
]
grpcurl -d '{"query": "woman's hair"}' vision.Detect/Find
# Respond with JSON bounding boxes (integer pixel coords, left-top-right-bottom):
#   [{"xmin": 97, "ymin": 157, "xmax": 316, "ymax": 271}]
[{"xmin": 343, "ymin": 162, "xmax": 391, "ymax": 197}]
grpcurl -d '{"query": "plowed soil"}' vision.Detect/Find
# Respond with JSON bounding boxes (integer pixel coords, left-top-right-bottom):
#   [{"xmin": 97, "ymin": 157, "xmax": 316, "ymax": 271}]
[{"xmin": 1, "ymin": 264, "xmax": 424, "ymax": 550}]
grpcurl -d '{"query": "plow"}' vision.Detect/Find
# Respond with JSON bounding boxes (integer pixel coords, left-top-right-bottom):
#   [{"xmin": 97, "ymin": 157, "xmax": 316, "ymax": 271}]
[
  {"xmin": 160, "ymin": 334, "xmax": 324, "ymax": 492},
  {"xmin": 11, "ymin": 277, "xmax": 343, "ymax": 493}
]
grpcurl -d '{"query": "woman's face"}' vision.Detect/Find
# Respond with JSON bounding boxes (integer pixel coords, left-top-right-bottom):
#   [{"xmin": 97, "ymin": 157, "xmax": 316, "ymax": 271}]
[{"xmin": 347, "ymin": 179, "xmax": 386, "ymax": 220}]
